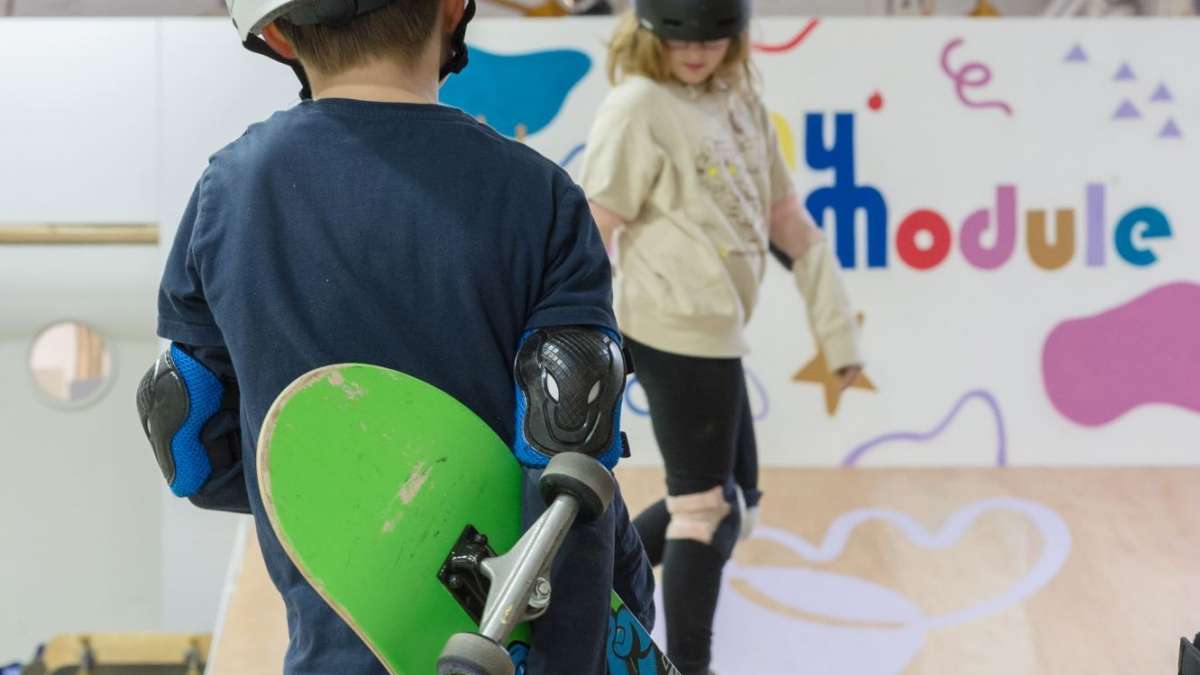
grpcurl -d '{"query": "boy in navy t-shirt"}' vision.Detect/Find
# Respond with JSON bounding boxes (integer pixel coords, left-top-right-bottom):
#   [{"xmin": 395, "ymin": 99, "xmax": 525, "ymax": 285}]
[{"xmin": 139, "ymin": 1, "xmax": 654, "ymax": 673}]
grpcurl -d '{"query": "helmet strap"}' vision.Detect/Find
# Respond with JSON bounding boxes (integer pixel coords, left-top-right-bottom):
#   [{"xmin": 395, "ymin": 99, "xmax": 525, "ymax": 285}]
[
  {"xmin": 440, "ymin": 0, "xmax": 475, "ymax": 81},
  {"xmin": 243, "ymin": 33, "xmax": 314, "ymax": 100}
]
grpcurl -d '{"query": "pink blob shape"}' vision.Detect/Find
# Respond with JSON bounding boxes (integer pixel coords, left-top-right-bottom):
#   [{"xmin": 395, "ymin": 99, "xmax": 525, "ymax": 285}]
[{"xmin": 1042, "ymin": 282, "xmax": 1200, "ymax": 426}]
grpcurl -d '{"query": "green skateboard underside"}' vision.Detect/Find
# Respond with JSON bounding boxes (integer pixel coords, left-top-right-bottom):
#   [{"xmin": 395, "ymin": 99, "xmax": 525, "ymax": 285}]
[{"xmin": 257, "ymin": 364, "xmax": 674, "ymax": 675}]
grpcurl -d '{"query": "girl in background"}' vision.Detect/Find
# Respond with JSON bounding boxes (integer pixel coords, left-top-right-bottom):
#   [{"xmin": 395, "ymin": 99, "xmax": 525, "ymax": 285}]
[{"xmin": 581, "ymin": 1, "xmax": 865, "ymax": 672}]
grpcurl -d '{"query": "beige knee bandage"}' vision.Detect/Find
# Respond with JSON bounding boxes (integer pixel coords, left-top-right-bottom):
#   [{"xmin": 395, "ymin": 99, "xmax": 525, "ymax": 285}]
[{"xmin": 665, "ymin": 486, "xmax": 731, "ymax": 545}]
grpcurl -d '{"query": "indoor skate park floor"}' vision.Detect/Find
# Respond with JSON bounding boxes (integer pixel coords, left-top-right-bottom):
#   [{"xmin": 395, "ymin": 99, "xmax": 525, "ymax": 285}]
[{"xmin": 207, "ymin": 468, "xmax": 1198, "ymax": 674}]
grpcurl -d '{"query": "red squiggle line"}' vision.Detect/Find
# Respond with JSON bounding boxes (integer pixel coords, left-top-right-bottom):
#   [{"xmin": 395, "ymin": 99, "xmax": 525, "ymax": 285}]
[{"xmin": 753, "ymin": 18, "xmax": 819, "ymax": 54}]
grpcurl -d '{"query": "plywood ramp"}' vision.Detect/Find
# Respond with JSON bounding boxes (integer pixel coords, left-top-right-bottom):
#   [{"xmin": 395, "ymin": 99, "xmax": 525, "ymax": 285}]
[
  {"xmin": 205, "ymin": 520, "xmax": 288, "ymax": 675},
  {"xmin": 619, "ymin": 468, "xmax": 1200, "ymax": 675},
  {"xmin": 208, "ymin": 469, "xmax": 1200, "ymax": 674}
]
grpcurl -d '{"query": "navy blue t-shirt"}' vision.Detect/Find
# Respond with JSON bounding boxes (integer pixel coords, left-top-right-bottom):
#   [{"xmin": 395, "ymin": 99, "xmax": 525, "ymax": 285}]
[{"xmin": 157, "ymin": 99, "xmax": 647, "ymax": 673}]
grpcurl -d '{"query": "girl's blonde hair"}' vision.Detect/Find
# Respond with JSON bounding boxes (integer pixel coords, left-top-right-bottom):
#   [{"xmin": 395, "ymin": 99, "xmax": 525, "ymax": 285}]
[{"xmin": 606, "ymin": 10, "xmax": 753, "ymax": 88}]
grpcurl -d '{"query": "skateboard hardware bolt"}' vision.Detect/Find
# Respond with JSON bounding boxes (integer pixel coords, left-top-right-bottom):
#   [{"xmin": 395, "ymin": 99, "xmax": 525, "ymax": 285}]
[
  {"xmin": 529, "ymin": 577, "xmax": 552, "ymax": 611},
  {"xmin": 447, "ymin": 575, "xmax": 463, "ymax": 590}
]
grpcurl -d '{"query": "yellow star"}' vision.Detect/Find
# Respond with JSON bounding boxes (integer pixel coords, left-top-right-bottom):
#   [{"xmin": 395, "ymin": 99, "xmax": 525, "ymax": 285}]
[{"xmin": 792, "ymin": 313, "xmax": 876, "ymax": 416}]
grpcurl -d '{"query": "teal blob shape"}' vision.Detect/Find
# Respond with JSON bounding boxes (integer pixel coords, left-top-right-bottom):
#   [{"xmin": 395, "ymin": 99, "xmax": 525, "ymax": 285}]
[{"xmin": 441, "ymin": 46, "xmax": 591, "ymax": 137}]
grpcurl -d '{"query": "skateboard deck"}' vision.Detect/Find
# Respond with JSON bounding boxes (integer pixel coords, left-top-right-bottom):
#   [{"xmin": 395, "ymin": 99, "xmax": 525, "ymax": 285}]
[{"xmin": 257, "ymin": 363, "xmax": 675, "ymax": 675}]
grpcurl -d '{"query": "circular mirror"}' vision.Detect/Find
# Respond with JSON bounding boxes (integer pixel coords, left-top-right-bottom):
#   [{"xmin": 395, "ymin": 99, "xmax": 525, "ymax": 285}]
[
  {"xmin": 555, "ymin": 0, "xmax": 609, "ymax": 13},
  {"xmin": 29, "ymin": 321, "xmax": 115, "ymax": 409}
]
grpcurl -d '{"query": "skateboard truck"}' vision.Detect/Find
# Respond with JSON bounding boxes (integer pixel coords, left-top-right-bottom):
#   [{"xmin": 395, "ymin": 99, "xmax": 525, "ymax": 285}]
[
  {"xmin": 438, "ymin": 526, "xmax": 498, "ymax": 624},
  {"xmin": 437, "ymin": 452, "xmax": 616, "ymax": 675}
]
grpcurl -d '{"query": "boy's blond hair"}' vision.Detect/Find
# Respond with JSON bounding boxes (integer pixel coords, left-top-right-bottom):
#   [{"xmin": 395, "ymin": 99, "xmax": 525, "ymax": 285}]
[
  {"xmin": 276, "ymin": 0, "xmax": 441, "ymax": 76},
  {"xmin": 606, "ymin": 10, "xmax": 753, "ymax": 87}
]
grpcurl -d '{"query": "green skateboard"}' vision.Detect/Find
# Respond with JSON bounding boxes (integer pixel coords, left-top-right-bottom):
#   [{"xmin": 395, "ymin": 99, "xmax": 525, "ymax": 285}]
[{"xmin": 257, "ymin": 363, "xmax": 676, "ymax": 675}]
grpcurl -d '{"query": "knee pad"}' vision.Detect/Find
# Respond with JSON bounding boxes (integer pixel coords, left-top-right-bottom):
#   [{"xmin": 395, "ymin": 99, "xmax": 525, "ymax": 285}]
[
  {"xmin": 513, "ymin": 326, "xmax": 629, "ymax": 470},
  {"xmin": 136, "ymin": 344, "xmax": 223, "ymax": 497},
  {"xmin": 665, "ymin": 485, "xmax": 739, "ymax": 558},
  {"xmin": 734, "ymin": 484, "xmax": 760, "ymax": 543}
]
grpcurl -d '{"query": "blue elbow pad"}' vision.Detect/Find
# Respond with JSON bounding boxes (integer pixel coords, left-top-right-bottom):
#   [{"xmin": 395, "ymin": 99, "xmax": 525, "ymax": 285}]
[
  {"xmin": 136, "ymin": 344, "xmax": 224, "ymax": 497},
  {"xmin": 513, "ymin": 326, "xmax": 630, "ymax": 470}
]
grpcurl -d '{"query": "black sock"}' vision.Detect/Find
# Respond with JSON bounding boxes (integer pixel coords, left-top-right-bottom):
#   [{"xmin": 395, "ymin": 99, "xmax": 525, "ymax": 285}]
[
  {"xmin": 633, "ymin": 498, "xmax": 669, "ymax": 566},
  {"xmin": 662, "ymin": 539, "xmax": 726, "ymax": 675}
]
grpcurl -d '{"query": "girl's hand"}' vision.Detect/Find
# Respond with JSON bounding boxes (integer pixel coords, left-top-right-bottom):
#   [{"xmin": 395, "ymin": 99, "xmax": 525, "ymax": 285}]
[{"xmin": 835, "ymin": 365, "xmax": 863, "ymax": 393}]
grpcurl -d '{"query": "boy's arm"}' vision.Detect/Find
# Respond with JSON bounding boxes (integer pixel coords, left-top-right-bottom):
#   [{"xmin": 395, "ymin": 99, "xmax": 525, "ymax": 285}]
[
  {"xmin": 138, "ymin": 342, "xmax": 248, "ymax": 513},
  {"xmin": 138, "ymin": 176, "xmax": 250, "ymax": 514},
  {"xmin": 516, "ymin": 178, "xmax": 657, "ymax": 627},
  {"xmin": 514, "ymin": 181, "xmax": 630, "ymax": 471}
]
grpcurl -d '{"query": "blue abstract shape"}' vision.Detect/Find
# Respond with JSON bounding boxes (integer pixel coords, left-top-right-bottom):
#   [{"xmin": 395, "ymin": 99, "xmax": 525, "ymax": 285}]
[
  {"xmin": 607, "ymin": 605, "xmax": 661, "ymax": 675},
  {"xmin": 441, "ymin": 46, "xmax": 591, "ymax": 138}
]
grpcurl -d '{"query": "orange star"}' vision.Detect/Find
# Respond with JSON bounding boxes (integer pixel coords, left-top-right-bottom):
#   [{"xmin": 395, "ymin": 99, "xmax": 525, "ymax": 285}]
[{"xmin": 792, "ymin": 313, "xmax": 876, "ymax": 416}]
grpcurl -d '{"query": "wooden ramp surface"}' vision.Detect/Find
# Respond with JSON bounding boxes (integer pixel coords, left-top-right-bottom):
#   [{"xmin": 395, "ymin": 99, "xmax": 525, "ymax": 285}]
[
  {"xmin": 205, "ymin": 520, "xmax": 287, "ymax": 675},
  {"xmin": 206, "ymin": 468, "xmax": 1200, "ymax": 674}
]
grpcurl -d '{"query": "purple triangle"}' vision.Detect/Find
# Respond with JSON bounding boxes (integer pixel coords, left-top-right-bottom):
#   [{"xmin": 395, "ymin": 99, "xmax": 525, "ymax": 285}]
[
  {"xmin": 1114, "ymin": 62, "xmax": 1136, "ymax": 81},
  {"xmin": 1064, "ymin": 44, "xmax": 1088, "ymax": 63},
  {"xmin": 1151, "ymin": 83, "xmax": 1173, "ymax": 102},
  {"xmin": 1113, "ymin": 99, "xmax": 1140, "ymax": 120},
  {"xmin": 1159, "ymin": 118, "xmax": 1182, "ymax": 139}
]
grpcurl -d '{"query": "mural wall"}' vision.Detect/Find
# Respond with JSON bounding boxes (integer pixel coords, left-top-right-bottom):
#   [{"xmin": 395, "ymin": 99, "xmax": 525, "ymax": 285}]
[
  {"xmin": 446, "ymin": 18, "xmax": 1200, "ymax": 468},
  {"xmin": 438, "ymin": 25, "xmax": 1199, "ymax": 671}
]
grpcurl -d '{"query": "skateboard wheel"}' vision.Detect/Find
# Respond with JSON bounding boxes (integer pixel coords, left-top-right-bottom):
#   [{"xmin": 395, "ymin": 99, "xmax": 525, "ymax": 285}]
[
  {"xmin": 437, "ymin": 632, "xmax": 515, "ymax": 675},
  {"xmin": 539, "ymin": 452, "xmax": 615, "ymax": 521}
]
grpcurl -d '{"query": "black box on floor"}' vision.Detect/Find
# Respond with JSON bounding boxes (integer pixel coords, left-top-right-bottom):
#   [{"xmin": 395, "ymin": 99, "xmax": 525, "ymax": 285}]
[{"xmin": 1180, "ymin": 633, "xmax": 1200, "ymax": 675}]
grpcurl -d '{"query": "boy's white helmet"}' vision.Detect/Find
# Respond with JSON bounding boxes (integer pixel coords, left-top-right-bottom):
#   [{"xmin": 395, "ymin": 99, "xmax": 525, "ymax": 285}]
[
  {"xmin": 223, "ymin": 0, "xmax": 476, "ymax": 98},
  {"xmin": 225, "ymin": 0, "xmax": 393, "ymax": 42}
]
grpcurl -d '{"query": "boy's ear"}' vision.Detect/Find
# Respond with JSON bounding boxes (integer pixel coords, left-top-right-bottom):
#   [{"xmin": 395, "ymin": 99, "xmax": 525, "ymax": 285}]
[
  {"xmin": 442, "ymin": 0, "xmax": 466, "ymax": 35},
  {"xmin": 261, "ymin": 22, "xmax": 298, "ymax": 61}
]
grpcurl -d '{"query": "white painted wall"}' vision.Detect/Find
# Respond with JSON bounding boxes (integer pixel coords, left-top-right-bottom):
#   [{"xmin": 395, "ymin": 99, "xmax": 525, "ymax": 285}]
[
  {"xmin": 0, "ymin": 338, "xmax": 161, "ymax": 663},
  {"xmin": 0, "ymin": 19, "xmax": 243, "ymax": 662},
  {"xmin": 0, "ymin": 20, "xmax": 159, "ymax": 663}
]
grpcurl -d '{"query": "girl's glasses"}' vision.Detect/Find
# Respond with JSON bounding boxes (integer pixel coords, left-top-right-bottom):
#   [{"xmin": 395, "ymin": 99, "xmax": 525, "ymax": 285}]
[{"xmin": 665, "ymin": 40, "xmax": 731, "ymax": 52}]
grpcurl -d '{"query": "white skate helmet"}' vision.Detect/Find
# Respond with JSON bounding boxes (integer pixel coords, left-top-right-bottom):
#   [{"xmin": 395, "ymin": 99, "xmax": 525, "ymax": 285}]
[{"xmin": 224, "ymin": 0, "xmax": 475, "ymax": 98}]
